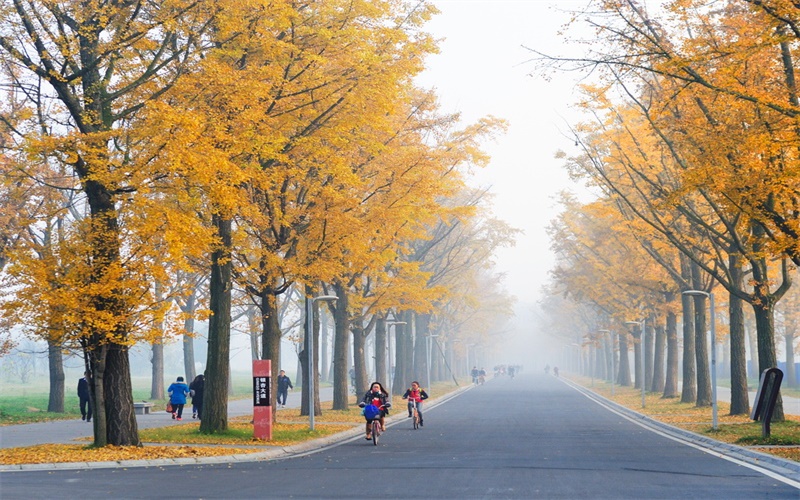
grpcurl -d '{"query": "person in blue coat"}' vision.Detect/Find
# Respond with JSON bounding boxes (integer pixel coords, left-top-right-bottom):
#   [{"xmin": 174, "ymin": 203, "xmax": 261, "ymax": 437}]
[{"xmin": 167, "ymin": 376, "xmax": 191, "ymax": 420}]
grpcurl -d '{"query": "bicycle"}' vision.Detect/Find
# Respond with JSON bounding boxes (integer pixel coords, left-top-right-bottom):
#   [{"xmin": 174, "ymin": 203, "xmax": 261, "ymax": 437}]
[
  {"xmin": 359, "ymin": 402, "xmax": 391, "ymax": 445},
  {"xmin": 408, "ymin": 399, "xmax": 419, "ymax": 430}
]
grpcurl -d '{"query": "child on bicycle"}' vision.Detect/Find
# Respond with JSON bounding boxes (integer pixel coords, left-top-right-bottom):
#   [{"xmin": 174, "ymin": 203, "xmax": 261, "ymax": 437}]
[
  {"xmin": 360, "ymin": 381, "xmax": 390, "ymax": 440},
  {"xmin": 402, "ymin": 381, "xmax": 428, "ymax": 426}
]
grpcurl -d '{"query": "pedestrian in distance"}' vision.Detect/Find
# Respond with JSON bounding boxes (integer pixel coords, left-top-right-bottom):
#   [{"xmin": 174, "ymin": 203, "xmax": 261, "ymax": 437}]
[
  {"xmin": 276, "ymin": 370, "xmax": 293, "ymax": 408},
  {"xmin": 402, "ymin": 381, "xmax": 428, "ymax": 426},
  {"xmin": 167, "ymin": 376, "xmax": 191, "ymax": 420},
  {"xmin": 77, "ymin": 371, "xmax": 92, "ymax": 422},
  {"xmin": 471, "ymin": 366, "xmax": 479, "ymax": 384},
  {"xmin": 189, "ymin": 374, "xmax": 204, "ymax": 419}
]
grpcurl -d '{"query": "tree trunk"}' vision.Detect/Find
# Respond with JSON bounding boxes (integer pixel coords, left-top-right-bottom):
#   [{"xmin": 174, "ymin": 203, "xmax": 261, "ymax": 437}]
[
  {"xmin": 785, "ymin": 334, "xmax": 796, "ymax": 389},
  {"xmin": 151, "ymin": 280, "xmax": 165, "ymax": 400},
  {"xmin": 691, "ymin": 262, "xmax": 712, "ymax": 408},
  {"xmin": 200, "ymin": 215, "xmax": 232, "ymax": 434},
  {"xmin": 663, "ymin": 310, "xmax": 679, "ymax": 398},
  {"xmin": 331, "ymin": 282, "xmax": 350, "ymax": 410},
  {"xmin": 651, "ymin": 319, "xmax": 665, "ymax": 394},
  {"xmin": 752, "ymin": 297, "xmax": 784, "ymax": 422},
  {"xmin": 47, "ymin": 340, "xmax": 65, "ymax": 413},
  {"xmin": 747, "ymin": 319, "xmax": 758, "ymax": 379},
  {"xmin": 89, "ymin": 347, "xmax": 108, "ymax": 447},
  {"xmin": 150, "ymin": 341, "xmax": 164, "ymax": 400},
  {"xmin": 604, "ymin": 334, "xmax": 614, "ymax": 383},
  {"xmin": 183, "ymin": 288, "xmax": 197, "ymax": 382},
  {"xmin": 375, "ymin": 317, "xmax": 387, "ymax": 389},
  {"xmin": 414, "ymin": 313, "xmax": 430, "ymax": 386},
  {"xmin": 633, "ymin": 327, "xmax": 642, "ymax": 390},
  {"xmin": 617, "ymin": 332, "xmax": 632, "ymax": 386},
  {"xmin": 300, "ymin": 289, "xmax": 323, "ymax": 417},
  {"xmin": 321, "ymin": 311, "xmax": 330, "ymax": 383},
  {"xmin": 83, "ymin": 181, "xmax": 139, "ymax": 446},
  {"xmin": 392, "ymin": 311, "xmax": 412, "ymax": 395},
  {"xmin": 104, "ymin": 346, "xmax": 140, "ymax": 445},
  {"xmin": 729, "ymin": 253, "xmax": 749, "ymax": 414},
  {"xmin": 260, "ymin": 288, "xmax": 282, "ymax": 420},
  {"xmin": 680, "ymin": 290, "xmax": 697, "ymax": 403},
  {"xmin": 352, "ymin": 321, "xmax": 368, "ymax": 397},
  {"xmin": 247, "ymin": 305, "xmax": 260, "ymax": 360}
]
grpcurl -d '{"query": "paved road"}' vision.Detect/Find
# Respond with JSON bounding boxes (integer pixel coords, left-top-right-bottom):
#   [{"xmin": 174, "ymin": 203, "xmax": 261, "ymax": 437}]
[{"xmin": 2, "ymin": 374, "xmax": 798, "ymax": 499}]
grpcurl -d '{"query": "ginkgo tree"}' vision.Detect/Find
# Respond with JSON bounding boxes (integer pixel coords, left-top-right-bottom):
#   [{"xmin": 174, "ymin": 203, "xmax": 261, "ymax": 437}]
[
  {"xmin": 543, "ymin": 0, "xmax": 800, "ymax": 418},
  {"xmin": 0, "ymin": 0, "xmax": 220, "ymax": 446}
]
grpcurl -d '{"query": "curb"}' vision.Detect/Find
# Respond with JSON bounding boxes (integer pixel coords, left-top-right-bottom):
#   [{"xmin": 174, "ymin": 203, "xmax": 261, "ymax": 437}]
[
  {"xmin": 0, "ymin": 384, "xmax": 472, "ymax": 472},
  {"xmin": 561, "ymin": 377, "xmax": 800, "ymax": 484}
]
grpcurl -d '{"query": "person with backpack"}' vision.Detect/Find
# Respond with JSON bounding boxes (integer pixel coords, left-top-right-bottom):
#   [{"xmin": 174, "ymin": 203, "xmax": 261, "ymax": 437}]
[
  {"xmin": 402, "ymin": 381, "xmax": 428, "ymax": 426},
  {"xmin": 359, "ymin": 381, "xmax": 390, "ymax": 440},
  {"xmin": 167, "ymin": 376, "xmax": 191, "ymax": 420}
]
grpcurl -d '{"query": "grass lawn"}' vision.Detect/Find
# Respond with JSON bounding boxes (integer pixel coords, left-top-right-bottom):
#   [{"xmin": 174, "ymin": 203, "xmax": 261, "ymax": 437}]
[{"xmin": 0, "ymin": 375, "xmax": 255, "ymax": 425}]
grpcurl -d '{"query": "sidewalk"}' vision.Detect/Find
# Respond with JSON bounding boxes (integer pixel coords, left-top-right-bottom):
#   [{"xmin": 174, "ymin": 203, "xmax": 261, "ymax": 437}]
[
  {"xmin": 0, "ymin": 387, "xmax": 332, "ymax": 449},
  {"xmin": 0, "ymin": 384, "xmax": 473, "ymax": 472},
  {"xmin": 712, "ymin": 387, "xmax": 800, "ymax": 416}
]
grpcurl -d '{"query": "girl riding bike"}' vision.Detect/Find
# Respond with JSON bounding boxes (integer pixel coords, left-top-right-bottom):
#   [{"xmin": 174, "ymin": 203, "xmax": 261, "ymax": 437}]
[
  {"xmin": 402, "ymin": 381, "xmax": 428, "ymax": 427},
  {"xmin": 359, "ymin": 382, "xmax": 390, "ymax": 440}
]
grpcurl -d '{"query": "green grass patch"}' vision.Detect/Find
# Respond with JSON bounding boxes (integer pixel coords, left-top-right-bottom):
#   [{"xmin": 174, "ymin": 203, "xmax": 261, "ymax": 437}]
[{"xmin": 139, "ymin": 421, "xmax": 355, "ymax": 446}]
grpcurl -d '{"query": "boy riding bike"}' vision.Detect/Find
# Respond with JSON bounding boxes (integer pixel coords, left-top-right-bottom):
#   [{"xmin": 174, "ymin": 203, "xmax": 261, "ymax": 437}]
[{"xmin": 401, "ymin": 381, "xmax": 428, "ymax": 427}]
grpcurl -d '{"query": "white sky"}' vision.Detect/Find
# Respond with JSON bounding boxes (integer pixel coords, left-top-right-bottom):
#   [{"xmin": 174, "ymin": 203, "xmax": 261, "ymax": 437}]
[{"xmin": 417, "ymin": 0, "xmax": 591, "ymax": 308}]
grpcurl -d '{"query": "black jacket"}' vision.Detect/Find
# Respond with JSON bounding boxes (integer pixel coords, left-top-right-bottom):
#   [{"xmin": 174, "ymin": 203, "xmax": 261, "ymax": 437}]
[
  {"xmin": 361, "ymin": 390, "xmax": 389, "ymax": 414},
  {"xmin": 277, "ymin": 375, "xmax": 293, "ymax": 392},
  {"xmin": 77, "ymin": 377, "xmax": 91, "ymax": 400}
]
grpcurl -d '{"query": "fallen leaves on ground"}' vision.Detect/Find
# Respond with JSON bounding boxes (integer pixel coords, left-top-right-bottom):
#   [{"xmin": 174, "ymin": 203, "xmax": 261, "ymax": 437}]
[{"xmin": 0, "ymin": 444, "xmax": 261, "ymax": 465}]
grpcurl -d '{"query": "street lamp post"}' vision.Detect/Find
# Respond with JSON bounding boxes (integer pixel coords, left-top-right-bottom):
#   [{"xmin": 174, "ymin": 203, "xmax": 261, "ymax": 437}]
[
  {"xmin": 683, "ymin": 290, "xmax": 717, "ymax": 430},
  {"xmin": 306, "ymin": 294, "xmax": 338, "ymax": 431},
  {"xmin": 385, "ymin": 321, "xmax": 406, "ymax": 394},
  {"xmin": 625, "ymin": 320, "xmax": 646, "ymax": 408},
  {"xmin": 598, "ymin": 329, "xmax": 613, "ymax": 396}
]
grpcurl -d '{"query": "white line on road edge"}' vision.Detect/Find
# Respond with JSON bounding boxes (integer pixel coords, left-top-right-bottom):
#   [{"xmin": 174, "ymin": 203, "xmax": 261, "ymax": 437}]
[{"xmin": 562, "ymin": 378, "xmax": 800, "ymax": 490}]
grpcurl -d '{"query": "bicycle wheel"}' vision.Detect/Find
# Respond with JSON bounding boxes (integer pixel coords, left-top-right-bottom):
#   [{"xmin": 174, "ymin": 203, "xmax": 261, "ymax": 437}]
[
  {"xmin": 372, "ymin": 420, "xmax": 379, "ymax": 445},
  {"xmin": 413, "ymin": 409, "xmax": 419, "ymax": 430}
]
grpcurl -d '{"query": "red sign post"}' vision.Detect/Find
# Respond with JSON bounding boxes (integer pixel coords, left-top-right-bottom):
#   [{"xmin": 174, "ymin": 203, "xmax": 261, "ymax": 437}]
[{"xmin": 253, "ymin": 359, "xmax": 272, "ymax": 440}]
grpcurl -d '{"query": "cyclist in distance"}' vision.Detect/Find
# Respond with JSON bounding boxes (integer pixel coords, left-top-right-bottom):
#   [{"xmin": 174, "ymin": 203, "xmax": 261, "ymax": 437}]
[
  {"xmin": 361, "ymin": 381, "xmax": 390, "ymax": 440},
  {"xmin": 402, "ymin": 381, "xmax": 429, "ymax": 426}
]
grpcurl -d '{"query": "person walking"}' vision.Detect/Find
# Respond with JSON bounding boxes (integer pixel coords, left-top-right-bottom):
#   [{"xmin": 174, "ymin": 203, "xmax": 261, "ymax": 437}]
[
  {"xmin": 77, "ymin": 371, "xmax": 92, "ymax": 422},
  {"xmin": 189, "ymin": 374, "xmax": 204, "ymax": 419},
  {"xmin": 276, "ymin": 370, "xmax": 293, "ymax": 408},
  {"xmin": 167, "ymin": 376, "xmax": 191, "ymax": 420}
]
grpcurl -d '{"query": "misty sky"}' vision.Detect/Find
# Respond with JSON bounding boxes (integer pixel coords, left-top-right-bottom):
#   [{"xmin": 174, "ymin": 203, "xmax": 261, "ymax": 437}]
[{"xmin": 417, "ymin": 0, "xmax": 591, "ymax": 307}]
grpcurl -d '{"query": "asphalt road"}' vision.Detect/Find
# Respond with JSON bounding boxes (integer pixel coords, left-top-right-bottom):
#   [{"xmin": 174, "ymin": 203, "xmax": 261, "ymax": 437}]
[{"xmin": 2, "ymin": 374, "xmax": 798, "ymax": 499}]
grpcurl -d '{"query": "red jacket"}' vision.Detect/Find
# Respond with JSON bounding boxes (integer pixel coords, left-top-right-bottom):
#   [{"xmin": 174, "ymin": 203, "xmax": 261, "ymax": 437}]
[{"xmin": 402, "ymin": 388, "xmax": 429, "ymax": 403}]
